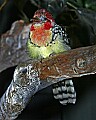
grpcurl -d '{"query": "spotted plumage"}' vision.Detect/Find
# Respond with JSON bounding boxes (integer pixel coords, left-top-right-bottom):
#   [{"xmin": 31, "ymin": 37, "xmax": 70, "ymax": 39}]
[{"xmin": 27, "ymin": 9, "xmax": 76, "ymax": 105}]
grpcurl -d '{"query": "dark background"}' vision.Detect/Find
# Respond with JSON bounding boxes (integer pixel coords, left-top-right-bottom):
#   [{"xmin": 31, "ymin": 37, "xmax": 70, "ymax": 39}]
[{"xmin": 0, "ymin": 0, "xmax": 96, "ymax": 120}]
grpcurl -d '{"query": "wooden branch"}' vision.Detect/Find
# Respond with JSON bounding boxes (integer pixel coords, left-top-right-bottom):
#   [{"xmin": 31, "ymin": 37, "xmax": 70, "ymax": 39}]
[
  {"xmin": 0, "ymin": 44, "xmax": 96, "ymax": 120},
  {"xmin": 0, "ymin": 20, "xmax": 31, "ymax": 72},
  {"xmin": 0, "ymin": 20, "xmax": 96, "ymax": 80},
  {"xmin": 35, "ymin": 45, "xmax": 96, "ymax": 80},
  {"xmin": 0, "ymin": 20, "xmax": 96, "ymax": 119}
]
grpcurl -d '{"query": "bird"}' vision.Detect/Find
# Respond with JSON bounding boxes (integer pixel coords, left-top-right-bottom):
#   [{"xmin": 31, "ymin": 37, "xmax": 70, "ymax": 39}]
[{"xmin": 27, "ymin": 9, "xmax": 76, "ymax": 105}]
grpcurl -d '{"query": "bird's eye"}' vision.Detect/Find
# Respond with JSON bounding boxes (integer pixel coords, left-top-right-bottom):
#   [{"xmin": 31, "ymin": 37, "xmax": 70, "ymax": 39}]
[{"xmin": 39, "ymin": 16, "xmax": 47, "ymax": 21}]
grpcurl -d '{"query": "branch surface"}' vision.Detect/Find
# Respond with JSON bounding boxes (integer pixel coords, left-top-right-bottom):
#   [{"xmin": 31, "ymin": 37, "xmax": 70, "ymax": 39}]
[
  {"xmin": 0, "ymin": 20, "xmax": 96, "ymax": 80},
  {"xmin": 0, "ymin": 44, "xmax": 96, "ymax": 120},
  {"xmin": 0, "ymin": 20, "xmax": 31, "ymax": 72},
  {"xmin": 35, "ymin": 45, "xmax": 96, "ymax": 80},
  {"xmin": 0, "ymin": 20, "xmax": 96, "ymax": 120}
]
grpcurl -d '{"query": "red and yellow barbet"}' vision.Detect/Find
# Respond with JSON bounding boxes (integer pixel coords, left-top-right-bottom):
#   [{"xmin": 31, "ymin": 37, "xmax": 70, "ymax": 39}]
[{"xmin": 27, "ymin": 9, "xmax": 76, "ymax": 105}]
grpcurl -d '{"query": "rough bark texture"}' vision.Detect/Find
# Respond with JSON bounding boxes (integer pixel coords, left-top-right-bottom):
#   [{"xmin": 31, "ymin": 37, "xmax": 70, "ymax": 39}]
[
  {"xmin": 0, "ymin": 20, "xmax": 96, "ymax": 80},
  {"xmin": 0, "ymin": 44, "xmax": 96, "ymax": 120},
  {"xmin": 0, "ymin": 20, "xmax": 31, "ymax": 72},
  {"xmin": 0, "ymin": 63, "xmax": 40, "ymax": 120},
  {"xmin": 0, "ymin": 20, "xmax": 96, "ymax": 120},
  {"xmin": 36, "ymin": 45, "xmax": 96, "ymax": 80}
]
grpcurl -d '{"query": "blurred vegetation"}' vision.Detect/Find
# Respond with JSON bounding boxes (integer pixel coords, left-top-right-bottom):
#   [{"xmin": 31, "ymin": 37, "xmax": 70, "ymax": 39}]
[
  {"xmin": 0, "ymin": 0, "xmax": 9, "ymax": 11},
  {"xmin": 0, "ymin": 0, "xmax": 96, "ymax": 48}
]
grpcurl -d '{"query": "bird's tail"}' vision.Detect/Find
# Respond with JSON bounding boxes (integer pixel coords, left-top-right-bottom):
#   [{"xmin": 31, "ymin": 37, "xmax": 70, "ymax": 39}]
[{"xmin": 52, "ymin": 79, "xmax": 76, "ymax": 105}]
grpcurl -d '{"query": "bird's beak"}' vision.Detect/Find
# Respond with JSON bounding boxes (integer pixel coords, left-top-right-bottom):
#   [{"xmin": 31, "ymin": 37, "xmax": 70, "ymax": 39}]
[{"xmin": 30, "ymin": 17, "xmax": 41, "ymax": 23}]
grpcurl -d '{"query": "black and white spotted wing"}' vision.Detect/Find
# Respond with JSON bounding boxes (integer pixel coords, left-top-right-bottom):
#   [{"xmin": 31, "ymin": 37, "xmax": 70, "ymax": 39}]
[
  {"xmin": 51, "ymin": 24, "xmax": 76, "ymax": 105},
  {"xmin": 51, "ymin": 24, "xmax": 70, "ymax": 46}
]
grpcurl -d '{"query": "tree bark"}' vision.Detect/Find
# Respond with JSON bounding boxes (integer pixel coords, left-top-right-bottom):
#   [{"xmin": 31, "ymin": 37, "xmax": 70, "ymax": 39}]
[{"xmin": 0, "ymin": 20, "xmax": 96, "ymax": 120}]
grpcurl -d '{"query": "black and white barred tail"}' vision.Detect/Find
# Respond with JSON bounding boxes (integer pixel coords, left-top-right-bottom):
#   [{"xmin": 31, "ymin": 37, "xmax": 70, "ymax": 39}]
[{"xmin": 52, "ymin": 79, "xmax": 76, "ymax": 105}]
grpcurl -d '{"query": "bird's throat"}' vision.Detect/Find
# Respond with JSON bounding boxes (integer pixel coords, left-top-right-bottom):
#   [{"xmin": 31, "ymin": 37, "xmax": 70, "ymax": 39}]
[{"xmin": 30, "ymin": 25, "xmax": 52, "ymax": 47}]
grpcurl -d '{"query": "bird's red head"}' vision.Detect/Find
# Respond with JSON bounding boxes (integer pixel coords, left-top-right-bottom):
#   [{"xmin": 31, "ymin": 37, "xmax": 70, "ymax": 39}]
[
  {"xmin": 33, "ymin": 9, "xmax": 54, "ymax": 22},
  {"xmin": 31, "ymin": 9, "xmax": 55, "ymax": 31},
  {"xmin": 30, "ymin": 9, "xmax": 55, "ymax": 46},
  {"xmin": 33, "ymin": 9, "xmax": 54, "ymax": 23}
]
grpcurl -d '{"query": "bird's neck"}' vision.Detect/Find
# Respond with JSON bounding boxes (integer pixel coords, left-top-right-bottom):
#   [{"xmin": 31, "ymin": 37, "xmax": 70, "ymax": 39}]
[{"xmin": 30, "ymin": 25, "xmax": 52, "ymax": 47}]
